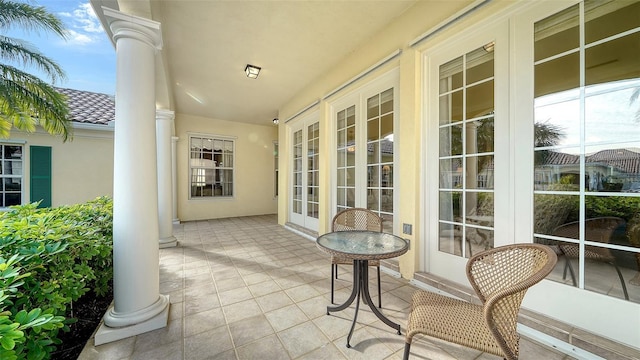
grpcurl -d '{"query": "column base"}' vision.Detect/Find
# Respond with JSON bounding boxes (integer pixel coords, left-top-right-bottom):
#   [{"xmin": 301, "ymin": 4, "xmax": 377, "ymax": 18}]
[
  {"xmin": 159, "ymin": 235, "xmax": 178, "ymax": 248},
  {"xmin": 172, "ymin": 218, "xmax": 180, "ymax": 225},
  {"xmin": 95, "ymin": 294, "xmax": 170, "ymax": 345}
]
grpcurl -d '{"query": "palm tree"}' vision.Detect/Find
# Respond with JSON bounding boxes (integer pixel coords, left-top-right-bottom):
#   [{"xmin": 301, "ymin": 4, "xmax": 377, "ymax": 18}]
[{"xmin": 0, "ymin": 0, "xmax": 71, "ymax": 141}]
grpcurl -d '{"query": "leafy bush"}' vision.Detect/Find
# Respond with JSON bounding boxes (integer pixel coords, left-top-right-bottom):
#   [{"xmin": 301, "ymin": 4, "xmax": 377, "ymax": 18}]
[{"xmin": 0, "ymin": 197, "xmax": 113, "ymax": 360}]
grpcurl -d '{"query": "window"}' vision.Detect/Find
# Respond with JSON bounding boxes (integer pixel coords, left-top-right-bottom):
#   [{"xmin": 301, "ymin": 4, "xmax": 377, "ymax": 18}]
[
  {"xmin": 366, "ymin": 88, "xmax": 395, "ymax": 229},
  {"xmin": 336, "ymin": 105, "xmax": 356, "ymax": 212},
  {"xmin": 532, "ymin": 0, "xmax": 640, "ymax": 302},
  {"xmin": 190, "ymin": 136, "xmax": 234, "ymax": 198},
  {"xmin": 274, "ymin": 142, "xmax": 278, "ymax": 197},
  {"xmin": 438, "ymin": 44, "xmax": 495, "ymax": 258},
  {"xmin": 0, "ymin": 144, "xmax": 23, "ymax": 207},
  {"xmin": 333, "ymin": 72, "xmax": 398, "ymax": 233},
  {"xmin": 307, "ymin": 122, "xmax": 319, "ymax": 218}
]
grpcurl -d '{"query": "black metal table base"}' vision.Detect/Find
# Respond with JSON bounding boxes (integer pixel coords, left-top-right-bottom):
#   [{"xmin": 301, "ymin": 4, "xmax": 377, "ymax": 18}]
[{"xmin": 326, "ymin": 259, "xmax": 401, "ymax": 348}]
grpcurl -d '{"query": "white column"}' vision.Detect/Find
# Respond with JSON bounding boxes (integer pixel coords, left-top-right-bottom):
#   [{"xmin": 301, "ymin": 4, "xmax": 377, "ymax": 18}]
[
  {"xmin": 95, "ymin": 8, "xmax": 169, "ymax": 345},
  {"xmin": 157, "ymin": 110, "xmax": 177, "ymax": 248},
  {"xmin": 171, "ymin": 136, "xmax": 180, "ymax": 224}
]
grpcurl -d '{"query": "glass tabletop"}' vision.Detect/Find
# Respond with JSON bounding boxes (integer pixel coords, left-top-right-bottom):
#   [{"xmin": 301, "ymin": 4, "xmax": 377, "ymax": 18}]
[{"xmin": 316, "ymin": 231, "xmax": 408, "ymax": 260}]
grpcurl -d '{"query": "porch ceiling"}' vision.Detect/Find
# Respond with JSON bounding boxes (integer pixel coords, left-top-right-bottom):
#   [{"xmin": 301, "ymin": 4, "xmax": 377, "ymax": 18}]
[{"xmin": 92, "ymin": 0, "xmax": 421, "ymax": 125}]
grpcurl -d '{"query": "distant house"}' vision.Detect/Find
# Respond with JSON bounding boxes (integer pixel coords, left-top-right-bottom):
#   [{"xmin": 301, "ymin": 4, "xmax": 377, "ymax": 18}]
[
  {"xmin": 2, "ymin": 88, "xmax": 115, "ymax": 208},
  {"xmin": 535, "ymin": 148, "xmax": 640, "ymax": 191}
]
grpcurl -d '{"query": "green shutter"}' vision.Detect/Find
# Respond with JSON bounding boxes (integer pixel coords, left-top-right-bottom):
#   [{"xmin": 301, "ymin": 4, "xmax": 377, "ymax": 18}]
[{"xmin": 30, "ymin": 146, "xmax": 52, "ymax": 208}]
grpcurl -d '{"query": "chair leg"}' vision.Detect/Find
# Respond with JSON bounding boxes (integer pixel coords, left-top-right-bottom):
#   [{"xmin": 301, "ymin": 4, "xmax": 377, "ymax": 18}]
[
  {"xmin": 377, "ymin": 265, "xmax": 382, "ymax": 308},
  {"xmin": 612, "ymin": 263, "xmax": 629, "ymax": 300},
  {"xmin": 331, "ymin": 264, "xmax": 335, "ymax": 304},
  {"xmin": 402, "ymin": 342, "xmax": 411, "ymax": 360},
  {"xmin": 563, "ymin": 257, "xmax": 577, "ymax": 286}
]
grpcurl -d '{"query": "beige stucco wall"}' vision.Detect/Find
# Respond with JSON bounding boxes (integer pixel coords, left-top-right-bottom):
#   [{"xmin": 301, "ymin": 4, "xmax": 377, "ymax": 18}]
[
  {"xmin": 7, "ymin": 126, "xmax": 114, "ymax": 207},
  {"xmin": 277, "ymin": 0, "xmax": 481, "ymax": 280},
  {"xmin": 277, "ymin": 0, "xmax": 521, "ymax": 280},
  {"xmin": 175, "ymin": 113, "xmax": 278, "ymax": 221}
]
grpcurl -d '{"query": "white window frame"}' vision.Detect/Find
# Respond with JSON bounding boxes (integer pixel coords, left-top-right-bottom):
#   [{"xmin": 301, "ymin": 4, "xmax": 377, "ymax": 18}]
[
  {"xmin": 188, "ymin": 134, "xmax": 236, "ymax": 199},
  {"xmin": 329, "ymin": 68, "xmax": 399, "ymax": 233},
  {"xmin": 0, "ymin": 143, "xmax": 24, "ymax": 208}
]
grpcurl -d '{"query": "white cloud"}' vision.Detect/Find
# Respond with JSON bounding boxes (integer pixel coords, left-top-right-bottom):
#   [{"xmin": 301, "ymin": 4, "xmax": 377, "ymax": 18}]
[
  {"xmin": 64, "ymin": 29, "xmax": 94, "ymax": 46},
  {"xmin": 58, "ymin": 2, "xmax": 104, "ymax": 46}
]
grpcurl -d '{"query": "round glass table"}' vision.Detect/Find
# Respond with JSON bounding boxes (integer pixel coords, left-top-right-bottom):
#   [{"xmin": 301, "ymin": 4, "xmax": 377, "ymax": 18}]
[{"xmin": 316, "ymin": 231, "xmax": 408, "ymax": 348}]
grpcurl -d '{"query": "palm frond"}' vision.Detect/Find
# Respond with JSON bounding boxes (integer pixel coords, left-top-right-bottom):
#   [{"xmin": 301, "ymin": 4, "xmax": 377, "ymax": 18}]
[
  {"xmin": 0, "ymin": 0, "xmax": 67, "ymax": 38},
  {"xmin": 0, "ymin": 35, "xmax": 66, "ymax": 83},
  {"xmin": 0, "ymin": 64, "xmax": 72, "ymax": 141}
]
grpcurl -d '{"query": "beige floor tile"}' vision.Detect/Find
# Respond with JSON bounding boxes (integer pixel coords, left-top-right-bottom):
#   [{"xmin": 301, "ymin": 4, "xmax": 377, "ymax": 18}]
[
  {"xmin": 184, "ymin": 326, "xmax": 233, "ymax": 360},
  {"xmin": 278, "ymin": 321, "xmax": 331, "ymax": 359},
  {"xmin": 265, "ymin": 304, "xmax": 309, "ymax": 332},
  {"xmin": 236, "ymin": 334, "xmax": 289, "ymax": 360},
  {"xmin": 228, "ymin": 314, "xmax": 275, "ymax": 347},
  {"xmin": 78, "ymin": 216, "xmax": 580, "ymax": 360},
  {"xmin": 256, "ymin": 291, "xmax": 294, "ymax": 313}
]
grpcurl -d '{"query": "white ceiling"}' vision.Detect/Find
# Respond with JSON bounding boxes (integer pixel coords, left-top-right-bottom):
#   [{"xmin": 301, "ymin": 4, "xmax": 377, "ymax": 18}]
[{"xmin": 93, "ymin": 0, "xmax": 418, "ymax": 125}]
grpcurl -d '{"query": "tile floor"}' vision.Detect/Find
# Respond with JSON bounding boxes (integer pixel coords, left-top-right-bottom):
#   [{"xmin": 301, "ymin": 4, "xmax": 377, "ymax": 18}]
[{"xmin": 78, "ymin": 215, "xmax": 575, "ymax": 360}]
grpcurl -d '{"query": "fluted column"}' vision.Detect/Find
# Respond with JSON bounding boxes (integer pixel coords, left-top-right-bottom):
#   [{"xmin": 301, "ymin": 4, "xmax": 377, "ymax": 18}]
[
  {"xmin": 95, "ymin": 8, "xmax": 169, "ymax": 345},
  {"xmin": 157, "ymin": 110, "xmax": 177, "ymax": 248},
  {"xmin": 171, "ymin": 136, "xmax": 180, "ymax": 224}
]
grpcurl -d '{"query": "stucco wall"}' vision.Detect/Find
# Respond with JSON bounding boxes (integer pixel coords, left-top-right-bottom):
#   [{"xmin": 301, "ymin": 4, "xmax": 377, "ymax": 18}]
[
  {"xmin": 175, "ymin": 113, "xmax": 278, "ymax": 221},
  {"xmin": 7, "ymin": 127, "xmax": 114, "ymax": 207}
]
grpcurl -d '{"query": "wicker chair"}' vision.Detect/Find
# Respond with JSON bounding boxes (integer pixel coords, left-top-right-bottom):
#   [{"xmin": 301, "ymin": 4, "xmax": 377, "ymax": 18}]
[
  {"xmin": 331, "ymin": 207, "xmax": 383, "ymax": 308},
  {"xmin": 553, "ymin": 217, "xmax": 628, "ymax": 300},
  {"xmin": 403, "ymin": 244, "xmax": 557, "ymax": 360}
]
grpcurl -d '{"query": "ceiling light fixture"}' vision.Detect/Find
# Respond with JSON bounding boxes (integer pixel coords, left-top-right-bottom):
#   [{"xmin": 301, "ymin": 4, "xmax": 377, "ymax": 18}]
[
  {"xmin": 272, "ymin": 118, "xmax": 279, "ymax": 125},
  {"xmin": 245, "ymin": 64, "xmax": 261, "ymax": 79}
]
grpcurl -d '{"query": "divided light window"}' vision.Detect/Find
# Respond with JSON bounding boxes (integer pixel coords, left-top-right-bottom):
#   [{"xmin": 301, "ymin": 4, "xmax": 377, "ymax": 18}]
[
  {"xmin": 532, "ymin": 0, "xmax": 640, "ymax": 302},
  {"xmin": 438, "ymin": 44, "xmax": 495, "ymax": 258},
  {"xmin": 190, "ymin": 136, "xmax": 234, "ymax": 198},
  {"xmin": 0, "ymin": 144, "xmax": 22, "ymax": 207}
]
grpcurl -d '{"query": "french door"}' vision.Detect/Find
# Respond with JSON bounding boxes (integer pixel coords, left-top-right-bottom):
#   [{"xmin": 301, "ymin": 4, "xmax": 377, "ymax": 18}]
[
  {"xmin": 289, "ymin": 113, "xmax": 320, "ymax": 231},
  {"xmin": 426, "ymin": 23, "xmax": 509, "ymax": 284}
]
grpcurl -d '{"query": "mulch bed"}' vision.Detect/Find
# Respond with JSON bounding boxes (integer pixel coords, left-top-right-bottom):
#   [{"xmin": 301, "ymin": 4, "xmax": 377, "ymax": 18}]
[{"xmin": 50, "ymin": 290, "xmax": 113, "ymax": 360}]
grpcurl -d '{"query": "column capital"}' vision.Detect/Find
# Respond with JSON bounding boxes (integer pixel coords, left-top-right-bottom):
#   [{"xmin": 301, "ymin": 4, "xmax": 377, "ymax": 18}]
[
  {"xmin": 103, "ymin": 7, "xmax": 162, "ymax": 51},
  {"xmin": 156, "ymin": 109, "xmax": 175, "ymax": 122}
]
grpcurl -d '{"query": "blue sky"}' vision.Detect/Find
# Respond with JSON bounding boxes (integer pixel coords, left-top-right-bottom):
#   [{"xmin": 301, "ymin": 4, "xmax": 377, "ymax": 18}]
[{"xmin": 6, "ymin": 1, "xmax": 116, "ymax": 95}]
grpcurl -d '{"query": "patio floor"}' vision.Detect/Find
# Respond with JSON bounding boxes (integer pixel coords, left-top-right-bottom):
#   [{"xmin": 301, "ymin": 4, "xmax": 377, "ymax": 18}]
[{"xmin": 78, "ymin": 215, "xmax": 575, "ymax": 360}]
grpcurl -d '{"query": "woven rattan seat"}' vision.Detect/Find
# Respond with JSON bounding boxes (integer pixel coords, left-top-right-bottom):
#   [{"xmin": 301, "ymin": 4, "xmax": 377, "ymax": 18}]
[
  {"xmin": 330, "ymin": 208, "xmax": 383, "ymax": 307},
  {"xmin": 404, "ymin": 244, "xmax": 557, "ymax": 360},
  {"xmin": 552, "ymin": 217, "xmax": 628, "ymax": 300}
]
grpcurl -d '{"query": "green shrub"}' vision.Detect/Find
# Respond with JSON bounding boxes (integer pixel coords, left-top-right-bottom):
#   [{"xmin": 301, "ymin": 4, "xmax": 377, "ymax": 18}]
[{"xmin": 0, "ymin": 197, "xmax": 113, "ymax": 360}]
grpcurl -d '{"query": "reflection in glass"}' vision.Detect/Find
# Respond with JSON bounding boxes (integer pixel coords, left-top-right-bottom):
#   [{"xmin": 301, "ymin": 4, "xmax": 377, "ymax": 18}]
[
  {"xmin": 439, "ymin": 56, "xmax": 463, "ymax": 93},
  {"xmin": 533, "ymin": 0, "xmax": 640, "ymax": 303},
  {"xmin": 534, "ymin": 4, "xmax": 579, "ymax": 62},
  {"xmin": 585, "ymin": 1, "xmax": 640, "ymax": 45},
  {"xmin": 366, "ymin": 89, "xmax": 395, "ymax": 229},
  {"xmin": 535, "ymin": 52, "xmax": 580, "ymax": 98},
  {"xmin": 465, "ymin": 227, "xmax": 493, "ymax": 258},
  {"xmin": 466, "ymin": 192, "xmax": 494, "ymax": 221},
  {"xmin": 439, "ymin": 191, "xmax": 462, "ymax": 222},
  {"xmin": 466, "ymin": 80, "xmax": 494, "ymax": 119},
  {"xmin": 439, "ymin": 91, "xmax": 463, "ymax": 124},
  {"xmin": 466, "ymin": 155, "xmax": 494, "ymax": 189},
  {"xmin": 585, "ymin": 84, "xmax": 640, "ymax": 145},
  {"xmin": 438, "ymin": 44, "xmax": 495, "ymax": 258},
  {"xmin": 466, "ymin": 118, "xmax": 494, "ymax": 154},
  {"xmin": 439, "ymin": 124, "xmax": 463, "ymax": 157},
  {"xmin": 533, "ymin": 148, "xmax": 581, "ymax": 191},
  {"xmin": 439, "ymin": 223, "xmax": 463, "ymax": 256},
  {"xmin": 439, "ymin": 158, "xmax": 462, "ymax": 189},
  {"xmin": 586, "ymin": 33, "xmax": 640, "ymax": 86}
]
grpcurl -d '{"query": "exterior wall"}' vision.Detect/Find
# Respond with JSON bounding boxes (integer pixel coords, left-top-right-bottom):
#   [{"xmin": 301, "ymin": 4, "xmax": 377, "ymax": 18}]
[
  {"xmin": 6, "ymin": 127, "xmax": 114, "ymax": 207},
  {"xmin": 277, "ymin": 0, "xmax": 491, "ymax": 279},
  {"xmin": 175, "ymin": 113, "xmax": 278, "ymax": 221},
  {"xmin": 278, "ymin": 0, "xmax": 640, "ymax": 350}
]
